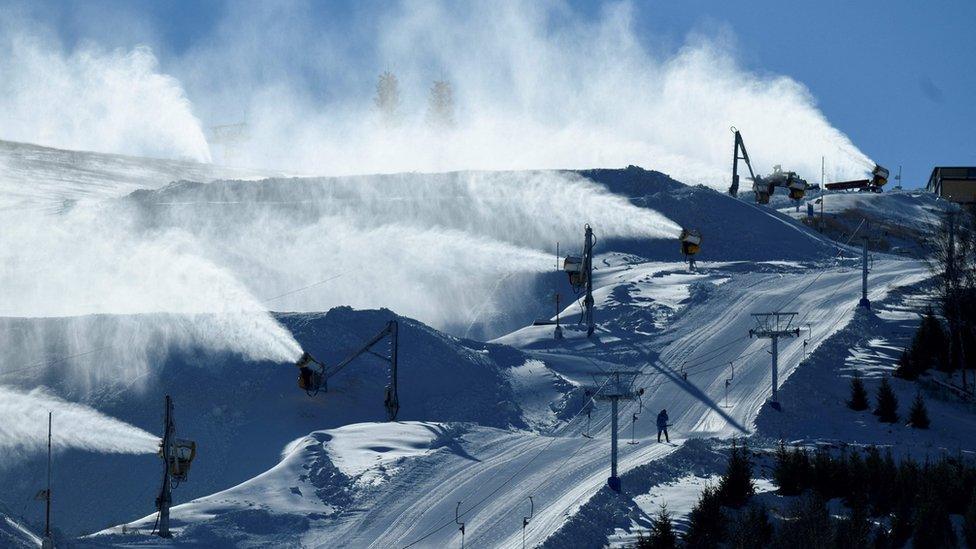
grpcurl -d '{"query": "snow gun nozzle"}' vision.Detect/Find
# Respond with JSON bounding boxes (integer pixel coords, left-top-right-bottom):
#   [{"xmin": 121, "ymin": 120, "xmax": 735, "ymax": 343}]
[{"xmin": 295, "ymin": 351, "xmax": 317, "ymax": 369}]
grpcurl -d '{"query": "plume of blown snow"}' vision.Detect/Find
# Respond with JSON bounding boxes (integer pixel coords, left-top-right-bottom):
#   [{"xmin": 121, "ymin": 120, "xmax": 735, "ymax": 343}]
[
  {"xmin": 172, "ymin": 1, "xmax": 873, "ymax": 187},
  {"xmin": 0, "ymin": 21, "xmax": 210, "ymax": 162},
  {"xmin": 0, "ymin": 385, "xmax": 159, "ymax": 458}
]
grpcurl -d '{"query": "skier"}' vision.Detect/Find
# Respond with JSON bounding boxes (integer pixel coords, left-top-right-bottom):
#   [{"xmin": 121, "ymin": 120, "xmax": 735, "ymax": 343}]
[{"xmin": 656, "ymin": 409, "xmax": 669, "ymax": 443}]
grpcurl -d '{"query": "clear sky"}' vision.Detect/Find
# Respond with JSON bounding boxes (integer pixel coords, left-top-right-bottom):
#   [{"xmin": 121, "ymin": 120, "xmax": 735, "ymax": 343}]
[{"xmin": 4, "ymin": 0, "xmax": 974, "ymax": 188}]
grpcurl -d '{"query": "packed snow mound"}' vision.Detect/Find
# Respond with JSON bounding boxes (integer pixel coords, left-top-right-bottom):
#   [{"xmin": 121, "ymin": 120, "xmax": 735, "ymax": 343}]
[
  {"xmin": 90, "ymin": 422, "xmax": 463, "ymax": 547},
  {"xmin": 0, "ymin": 307, "xmax": 536, "ymax": 535},
  {"xmin": 0, "ymin": 139, "xmax": 273, "ymax": 211}
]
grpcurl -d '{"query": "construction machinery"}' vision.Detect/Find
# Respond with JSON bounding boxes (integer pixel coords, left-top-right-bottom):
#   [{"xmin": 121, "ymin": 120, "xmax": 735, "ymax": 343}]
[
  {"xmin": 728, "ymin": 127, "xmax": 810, "ymax": 204},
  {"xmin": 824, "ymin": 164, "xmax": 889, "ymax": 192},
  {"xmin": 296, "ymin": 319, "xmax": 400, "ymax": 421},
  {"xmin": 679, "ymin": 228, "xmax": 702, "ymax": 270},
  {"xmin": 563, "ymin": 224, "xmax": 596, "ymax": 337}
]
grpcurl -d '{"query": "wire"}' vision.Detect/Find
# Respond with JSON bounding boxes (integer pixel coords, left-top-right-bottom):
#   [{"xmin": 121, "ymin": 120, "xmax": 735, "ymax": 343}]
[{"xmin": 261, "ymin": 273, "xmax": 343, "ymax": 304}]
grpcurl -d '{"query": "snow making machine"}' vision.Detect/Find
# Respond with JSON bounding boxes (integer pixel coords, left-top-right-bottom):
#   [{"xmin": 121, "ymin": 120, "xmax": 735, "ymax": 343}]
[
  {"xmin": 295, "ymin": 319, "xmax": 401, "ymax": 421},
  {"xmin": 824, "ymin": 164, "xmax": 889, "ymax": 192},
  {"xmin": 728, "ymin": 126, "xmax": 810, "ymax": 204},
  {"xmin": 680, "ymin": 228, "xmax": 702, "ymax": 270},
  {"xmin": 563, "ymin": 224, "xmax": 596, "ymax": 337}
]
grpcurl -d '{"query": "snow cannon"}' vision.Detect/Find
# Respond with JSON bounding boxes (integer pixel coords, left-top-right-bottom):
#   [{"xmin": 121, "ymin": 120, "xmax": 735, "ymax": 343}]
[
  {"xmin": 871, "ymin": 164, "xmax": 889, "ymax": 189},
  {"xmin": 296, "ymin": 351, "xmax": 326, "ymax": 396},
  {"xmin": 563, "ymin": 255, "xmax": 586, "ymax": 288},
  {"xmin": 680, "ymin": 229, "xmax": 702, "ymax": 270},
  {"xmin": 752, "ymin": 176, "xmax": 773, "ymax": 204},
  {"xmin": 158, "ymin": 438, "xmax": 197, "ymax": 482},
  {"xmin": 787, "ymin": 176, "xmax": 809, "ymax": 200}
]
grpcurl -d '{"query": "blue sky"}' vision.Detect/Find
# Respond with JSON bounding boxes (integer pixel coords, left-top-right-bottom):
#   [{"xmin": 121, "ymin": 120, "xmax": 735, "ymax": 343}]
[{"xmin": 7, "ymin": 0, "xmax": 976, "ymax": 188}]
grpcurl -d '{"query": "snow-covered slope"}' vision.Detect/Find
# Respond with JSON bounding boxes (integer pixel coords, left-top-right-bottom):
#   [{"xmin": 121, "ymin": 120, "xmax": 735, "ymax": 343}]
[
  {"xmin": 0, "ymin": 308, "xmax": 535, "ymax": 535},
  {"xmin": 0, "ymin": 510, "xmax": 41, "ymax": 548},
  {"xmin": 0, "ymin": 139, "xmax": 274, "ymax": 211}
]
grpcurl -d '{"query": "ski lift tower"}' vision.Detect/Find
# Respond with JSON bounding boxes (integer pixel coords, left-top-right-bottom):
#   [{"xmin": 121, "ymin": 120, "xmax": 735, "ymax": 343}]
[
  {"xmin": 590, "ymin": 370, "xmax": 643, "ymax": 492},
  {"xmin": 749, "ymin": 312, "xmax": 800, "ymax": 410}
]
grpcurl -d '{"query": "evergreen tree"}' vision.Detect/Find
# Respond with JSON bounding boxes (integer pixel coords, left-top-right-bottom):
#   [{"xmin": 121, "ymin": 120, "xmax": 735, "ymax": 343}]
[
  {"xmin": 726, "ymin": 503, "xmax": 773, "ymax": 548},
  {"xmin": 907, "ymin": 392, "xmax": 930, "ymax": 428},
  {"xmin": 873, "ymin": 376, "xmax": 899, "ymax": 423},
  {"xmin": 772, "ymin": 493, "xmax": 832, "ymax": 549},
  {"xmin": 913, "ymin": 308, "xmax": 950, "ymax": 373},
  {"xmin": 912, "ymin": 485, "xmax": 956, "ymax": 548},
  {"xmin": 718, "ymin": 439, "xmax": 755, "ymax": 508},
  {"xmin": 894, "ymin": 348, "xmax": 918, "ymax": 380},
  {"xmin": 684, "ymin": 484, "xmax": 725, "ymax": 548},
  {"xmin": 964, "ymin": 489, "xmax": 976, "ymax": 549},
  {"xmin": 848, "ymin": 371, "xmax": 870, "ymax": 410},
  {"xmin": 374, "ymin": 71, "xmax": 401, "ymax": 126},
  {"xmin": 844, "ymin": 449, "xmax": 867, "ymax": 507},
  {"xmin": 425, "ymin": 80, "xmax": 456, "ymax": 129},
  {"xmin": 643, "ymin": 505, "xmax": 677, "ymax": 549},
  {"xmin": 833, "ymin": 495, "xmax": 872, "ymax": 549}
]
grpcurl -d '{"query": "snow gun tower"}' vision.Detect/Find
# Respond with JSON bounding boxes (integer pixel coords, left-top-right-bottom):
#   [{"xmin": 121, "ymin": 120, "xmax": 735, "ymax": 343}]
[
  {"xmin": 295, "ymin": 319, "xmax": 400, "ymax": 421},
  {"xmin": 38, "ymin": 412, "xmax": 54, "ymax": 549},
  {"xmin": 825, "ymin": 164, "xmax": 889, "ymax": 193},
  {"xmin": 679, "ymin": 228, "xmax": 702, "ymax": 270},
  {"xmin": 728, "ymin": 126, "xmax": 810, "ymax": 204},
  {"xmin": 590, "ymin": 370, "xmax": 643, "ymax": 492},
  {"xmin": 155, "ymin": 395, "xmax": 196, "ymax": 538},
  {"xmin": 563, "ymin": 224, "xmax": 596, "ymax": 337},
  {"xmin": 749, "ymin": 313, "xmax": 800, "ymax": 410}
]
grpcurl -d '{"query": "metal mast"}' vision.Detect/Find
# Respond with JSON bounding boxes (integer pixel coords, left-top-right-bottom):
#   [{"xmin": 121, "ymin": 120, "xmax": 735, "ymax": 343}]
[
  {"xmin": 583, "ymin": 224, "xmax": 595, "ymax": 337},
  {"xmin": 591, "ymin": 371, "xmax": 643, "ymax": 491},
  {"xmin": 749, "ymin": 313, "xmax": 800, "ymax": 410},
  {"xmin": 42, "ymin": 412, "xmax": 53, "ymax": 549},
  {"xmin": 859, "ymin": 224, "xmax": 871, "ymax": 308},
  {"xmin": 157, "ymin": 395, "xmax": 174, "ymax": 538}
]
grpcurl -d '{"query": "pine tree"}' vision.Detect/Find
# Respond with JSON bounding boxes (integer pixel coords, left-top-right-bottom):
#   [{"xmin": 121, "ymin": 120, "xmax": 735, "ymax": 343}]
[
  {"xmin": 425, "ymin": 80, "xmax": 456, "ymax": 129},
  {"xmin": 871, "ymin": 524, "xmax": 892, "ymax": 549},
  {"xmin": 873, "ymin": 376, "xmax": 899, "ymax": 423},
  {"xmin": 726, "ymin": 503, "xmax": 773, "ymax": 548},
  {"xmin": 374, "ymin": 71, "xmax": 401, "ymax": 126},
  {"xmin": 907, "ymin": 392, "xmax": 930, "ymax": 428},
  {"xmin": 644, "ymin": 505, "xmax": 677, "ymax": 549},
  {"xmin": 912, "ymin": 485, "xmax": 956, "ymax": 548},
  {"xmin": 833, "ymin": 495, "xmax": 872, "ymax": 549},
  {"xmin": 684, "ymin": 484, "xmax": 725, "ymax": 548},
  {"xmin": 718, "ymin": 439, "xmax": 755, "ymax": 508},
  {"xmin": 894, "ymin": 348, "xmax": 918, "ymax": 380},
  {"xmin": 913, "ymin": 308, "xmax": 950, "ymax": 373},
  {"xmin": 964, "ymin": 489, "xmax": 976, "ymax": 549},
  {"xmin": 772, "ymin": 493, "xmax": 832, "ymax": 549},
  {"xmin": 848, "ymin": 371, "xmax": 870, "ymax": 410}
]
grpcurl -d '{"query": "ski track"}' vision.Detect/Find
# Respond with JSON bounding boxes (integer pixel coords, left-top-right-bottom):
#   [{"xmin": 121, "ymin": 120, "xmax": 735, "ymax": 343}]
[{"xmin": 286, "ymin": 258, "xmax": 928, "ymax": 548}]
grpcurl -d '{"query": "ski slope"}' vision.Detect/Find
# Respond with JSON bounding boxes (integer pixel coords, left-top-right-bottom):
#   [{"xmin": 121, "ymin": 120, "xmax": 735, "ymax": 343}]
[
  {"xmin": 0, "ymin": 140, "xmax": 949, "ymax": 547},
  {"xmin": 91, "ymin": 256, "xmax": 928, "ymax": 547}
]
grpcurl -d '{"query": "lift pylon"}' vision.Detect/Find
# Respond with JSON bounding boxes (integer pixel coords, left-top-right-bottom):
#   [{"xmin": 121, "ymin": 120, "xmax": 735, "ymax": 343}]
[
  {"xmin": 749, "ymin": 313, "xmax": 800, "ymax": 410},
  {"xmin": 589, "ymin": 370, "xmax": 643, "ymax": 491}
]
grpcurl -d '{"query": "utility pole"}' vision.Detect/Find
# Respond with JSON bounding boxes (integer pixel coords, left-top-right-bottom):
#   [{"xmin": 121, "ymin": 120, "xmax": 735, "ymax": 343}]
[
  {"xmin": 583, "ymin": 225, "xmax": 595, "ymax": 337},
  {"xmin": 591, "ymin": 371, "xmax": 643, "ymax": 492},
  {"xmin": 555, "ymin": 242, "xmax": 563, "ymax": 340},
  {"xmin": 749, "ymin": 313, "xmax": 800, "ymax": 410},
  {"xmin": 157, "ymin": 395, "xmax": 174, "ymax": 538},
  {"xmin": 859, "ymin": 221, "xmax": 871, "ymax": 309},
  {"xmin": 42, "ymin": 412, "xmax": 53, "ymax": 549},
  {"xmin": 819, "ymin": 156, "xmax": 825, "ymax": 233}
]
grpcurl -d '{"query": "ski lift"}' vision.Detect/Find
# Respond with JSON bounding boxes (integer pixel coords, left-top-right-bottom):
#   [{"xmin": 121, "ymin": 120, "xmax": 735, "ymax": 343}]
[
  {"xmin": 628, "ymin": 389, "xmax": 645, "ymax": 445},
  {"xmin": 296, "ymin": 351, "xmax": 326, "ymax": 396},
  {"xmin": 158, "ymin": 438, "xmax": 197, "ymax": 482}
]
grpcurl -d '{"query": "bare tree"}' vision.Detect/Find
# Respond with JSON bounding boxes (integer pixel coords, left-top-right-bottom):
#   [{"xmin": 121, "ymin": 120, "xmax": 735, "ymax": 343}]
[
  {"xmin": 426, "ymin": 80, "xmax": 456, "ymax": 129},
  {"xmin": 374, "ymin": 71, "xmax": 401, "ymax": 127}
]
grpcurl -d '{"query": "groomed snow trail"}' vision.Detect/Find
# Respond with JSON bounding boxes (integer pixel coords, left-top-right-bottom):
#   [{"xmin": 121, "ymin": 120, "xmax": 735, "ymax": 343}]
[{"xmin": 310, "ymin": 258, "xmax": 929, "ymax": 548}]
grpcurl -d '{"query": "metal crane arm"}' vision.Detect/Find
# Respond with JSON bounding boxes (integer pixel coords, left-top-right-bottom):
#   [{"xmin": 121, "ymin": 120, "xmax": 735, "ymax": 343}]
[{"xmin": 326, "ymin": 320, "xmax": 397, "ymax": 379}]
